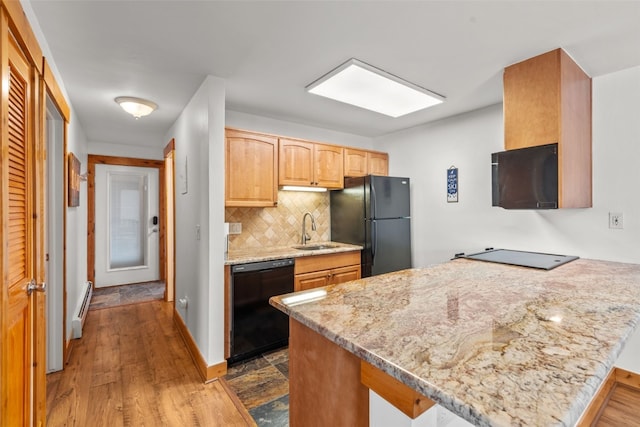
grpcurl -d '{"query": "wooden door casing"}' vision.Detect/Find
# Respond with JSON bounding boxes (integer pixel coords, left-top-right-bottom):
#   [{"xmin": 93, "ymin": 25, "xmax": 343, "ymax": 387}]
[
  {"xmin": 1, "ymin": 3, "xmax": 67, "ymax": 425},
  {"xmin": 87, "ymin": 155, "xmax": 165, "ymax": 287}
]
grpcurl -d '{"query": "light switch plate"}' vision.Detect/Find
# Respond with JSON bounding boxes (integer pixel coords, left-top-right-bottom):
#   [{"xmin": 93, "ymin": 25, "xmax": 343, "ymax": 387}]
[{"xmin": 229, "ymin": 222, "xmax": 242, "ymax": 234}]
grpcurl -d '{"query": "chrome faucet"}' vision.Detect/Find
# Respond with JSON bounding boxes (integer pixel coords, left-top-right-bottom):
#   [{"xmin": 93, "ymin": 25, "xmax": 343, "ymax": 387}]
[{"xmin": 301, "ymin": 212, "xmax": 317, "ymax": 245}]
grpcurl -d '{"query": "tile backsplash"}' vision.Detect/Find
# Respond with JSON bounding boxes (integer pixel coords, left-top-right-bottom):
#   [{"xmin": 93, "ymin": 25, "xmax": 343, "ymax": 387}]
[{"xmin": 225, "ymin": 191, "xmax": 330, "ymax": 250}]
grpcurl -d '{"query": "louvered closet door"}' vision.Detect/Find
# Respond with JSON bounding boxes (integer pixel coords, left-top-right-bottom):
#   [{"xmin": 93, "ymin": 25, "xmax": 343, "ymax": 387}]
[{"xmin": 2, "ymin": 35, "xmax": 36, "ymax": 425}]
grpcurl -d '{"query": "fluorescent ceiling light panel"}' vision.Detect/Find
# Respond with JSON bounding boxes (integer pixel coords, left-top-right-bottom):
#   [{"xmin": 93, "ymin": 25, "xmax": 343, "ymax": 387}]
[{"xmin": 306, "ymin": 59, "xmax": 444, "ymax": 118}]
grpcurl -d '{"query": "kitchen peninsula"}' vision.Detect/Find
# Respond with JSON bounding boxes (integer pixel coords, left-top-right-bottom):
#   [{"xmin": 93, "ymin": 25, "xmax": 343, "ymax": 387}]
[{"xmin": 270, "ymin": 258, "xmax": 640, "ymax": 426}]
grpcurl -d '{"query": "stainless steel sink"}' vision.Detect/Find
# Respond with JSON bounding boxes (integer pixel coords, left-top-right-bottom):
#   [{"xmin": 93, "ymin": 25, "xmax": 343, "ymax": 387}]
[{"xmin": 293, "ymin": 244, "xmax": 338, "ymax": 251}]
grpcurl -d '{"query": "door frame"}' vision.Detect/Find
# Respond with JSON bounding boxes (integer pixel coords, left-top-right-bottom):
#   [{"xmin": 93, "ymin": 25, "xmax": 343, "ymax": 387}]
[
  {"xmin": 44, "ymin": 94, "xmax": 65, "ymax": 373},
  {"xmin": 87, "ymin": 155, "xmax": 165, "ymax": 288},
  {"xmin": 163, "ymin": 139, "xmax": 175, "ymax": 302},
  {"xmin": 42, "ymin": 58, "xmax": 71, "ymax": 369}
]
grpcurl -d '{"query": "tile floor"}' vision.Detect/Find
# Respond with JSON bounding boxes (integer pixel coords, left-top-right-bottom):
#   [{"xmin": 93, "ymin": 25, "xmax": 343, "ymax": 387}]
[
  {"xmin": 224, "ymin": 348, "xmax": 290, "ymax": 427},
  {"xmin": 89, "ymin": 281, "xmax": 165, "ymax": 310}
]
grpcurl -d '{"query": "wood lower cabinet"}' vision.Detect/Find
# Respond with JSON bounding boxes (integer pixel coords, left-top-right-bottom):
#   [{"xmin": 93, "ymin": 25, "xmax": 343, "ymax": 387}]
[
  {"xmin": 344, "ymin": 148, "xmax": 389, "ymax": 177},
  {"xmin": 279, "ymin": 138, "xmax": 344, "ymax": 189},
  {"xmin": 294, "ymin": 251, "xmax": 361, "ymax": 291},
  {"xmin": 331, "ymin": 265, "xmax": 361, "ymax": 285},
  {"xmin": 295, "ymin": 270, "xmax": 332, "ymax": 291},
  {"xmin": 225, "ymin": 128, "xmax": 278, "ymax": 207},
  {"xmin": 295, "ymin": 264, "xmax": 361, "ymax": 291}
]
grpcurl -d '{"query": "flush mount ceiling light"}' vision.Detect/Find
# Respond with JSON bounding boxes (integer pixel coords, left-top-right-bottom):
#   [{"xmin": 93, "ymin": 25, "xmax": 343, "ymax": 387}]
[
  {"xmin": 306, "ymin": 58, "xmax": 444, "ymax": 118},
  {"xmin": 115, "ymin": 96, "xmax": 157, "ymax": 119}
]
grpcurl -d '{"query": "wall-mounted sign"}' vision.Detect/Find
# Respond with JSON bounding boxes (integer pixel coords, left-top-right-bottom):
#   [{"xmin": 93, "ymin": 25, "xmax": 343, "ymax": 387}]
[{"xmin": 447, "ymin": 166, "xmax": 458, "ymax": 203}]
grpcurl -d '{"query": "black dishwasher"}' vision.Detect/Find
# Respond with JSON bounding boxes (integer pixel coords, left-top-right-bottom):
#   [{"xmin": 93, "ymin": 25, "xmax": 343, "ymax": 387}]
[{"xmin": 229, "ymin": 258, "xmax": 294, "ymax": 364}]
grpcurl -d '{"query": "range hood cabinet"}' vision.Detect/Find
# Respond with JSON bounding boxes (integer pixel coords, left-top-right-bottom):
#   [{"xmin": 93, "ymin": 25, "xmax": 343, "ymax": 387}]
[{"xmin": 502, "ymin": 48, "xmax": 592, "ymax": 209}]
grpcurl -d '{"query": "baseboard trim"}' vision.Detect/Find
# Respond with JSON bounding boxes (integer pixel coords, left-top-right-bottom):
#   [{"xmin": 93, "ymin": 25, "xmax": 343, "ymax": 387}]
[
  {"xmin": 615, "ymin": 367, "xmax": 640, "ymax": 390},
  {"xmin": 577, "ymin": 368, "xmax": 617, "ymax": 426},
  {"xmin": 173, "ymin": 307, "xmax": 227, "ymax": 383},
  {"xmin": 577, "ymin": 367, "xmax": 640, "ymax": 426},
  {"xmin": 64, "ymin": 338, "xmax": 73, "ymax": 365}
]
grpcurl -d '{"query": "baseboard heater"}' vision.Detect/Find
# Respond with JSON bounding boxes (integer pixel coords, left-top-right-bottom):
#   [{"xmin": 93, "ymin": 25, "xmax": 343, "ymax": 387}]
[{"xmin": 71, "ymin": 281, "xmax": 93, "ymax": 339}]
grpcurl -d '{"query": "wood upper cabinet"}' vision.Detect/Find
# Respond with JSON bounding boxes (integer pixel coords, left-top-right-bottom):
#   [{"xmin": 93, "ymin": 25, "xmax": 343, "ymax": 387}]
[
  {"xmin": 344, "ymin": 148, "xmax": 388, "ymax": 177},
  {"xmin": 503, "ymin": 48, "xmax": 592, "ymax": 208},
  {"xmin": 294, "ymin": 251, "xmax": 361, "ymax": 292},
  {"xmin": 279, "ymin": 138, "xmax": 344, "ymax": 189},
  {"xmin": 367, "ymin": 151, "xmax": 389, "ymax": 176},
  {"xmin": 225, "ymin": 128, "xmax": 278, "ymax": 207},
  {"xmin": 314, "ymin": 143, "xmax": 344, "ymax": 188},
  {"xmin": 279, "ymin": 138, "xmax": 314, "ymax": 186},
  {"xmin": 344, "ymin": 149, "xmax": 367, "ymax": 177}
]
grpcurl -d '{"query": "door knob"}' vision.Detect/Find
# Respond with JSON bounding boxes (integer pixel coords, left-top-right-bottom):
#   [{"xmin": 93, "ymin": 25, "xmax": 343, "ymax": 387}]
[{"xmin": 26, "ymin": 279, "xmax": 47, "ymax": 295}]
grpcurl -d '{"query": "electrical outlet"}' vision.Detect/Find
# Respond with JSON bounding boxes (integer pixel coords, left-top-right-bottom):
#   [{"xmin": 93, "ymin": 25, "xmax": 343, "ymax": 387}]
[
  {"xmin": 229, "ymin": 222, "xmax": 242, "ymax": 234},
  {"xmin": 178, "ymin": 297, "xmax": 188, "ymax": 309},
  {"xmin": 609, "ymin": 212, "xmax": 623, "ymax": 229}
]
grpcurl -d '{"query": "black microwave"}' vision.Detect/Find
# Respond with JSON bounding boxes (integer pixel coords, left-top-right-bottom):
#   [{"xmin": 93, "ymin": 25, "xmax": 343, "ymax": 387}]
[{"xmin": 492, "ymin": 143, "xmax": 558, "ymax": 209}]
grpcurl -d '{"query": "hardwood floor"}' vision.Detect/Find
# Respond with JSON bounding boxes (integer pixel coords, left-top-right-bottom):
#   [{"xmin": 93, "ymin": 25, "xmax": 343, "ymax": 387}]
[
  {"xmin": 595, "ymin": 384, "xmax": 640, "ymax": 427},
  {"xmin": 47, "ymin": 300, "xmax": 255, "ymax": 426}
]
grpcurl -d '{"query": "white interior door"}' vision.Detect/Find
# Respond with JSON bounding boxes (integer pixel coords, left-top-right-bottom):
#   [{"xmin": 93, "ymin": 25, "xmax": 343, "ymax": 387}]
[
  {"xmin": 94, "ymin": 164, "xmax": 159, "ymax": 287},
  {"xmin": 46, "ymin": 98, "xmax": 65, "ymax": 372}
]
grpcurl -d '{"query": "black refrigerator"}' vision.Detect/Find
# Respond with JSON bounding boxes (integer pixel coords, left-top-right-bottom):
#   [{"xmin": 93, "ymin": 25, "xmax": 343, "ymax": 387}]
[{"xmin": 331, "ymin": 175, "xmax": 411, "ymax": 277}]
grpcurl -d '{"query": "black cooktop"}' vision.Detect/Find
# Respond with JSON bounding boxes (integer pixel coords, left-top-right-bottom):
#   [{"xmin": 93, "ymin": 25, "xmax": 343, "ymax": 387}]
[{"xmin": 463, "ymin": 249, "xmax": 579, "ymax": 270}]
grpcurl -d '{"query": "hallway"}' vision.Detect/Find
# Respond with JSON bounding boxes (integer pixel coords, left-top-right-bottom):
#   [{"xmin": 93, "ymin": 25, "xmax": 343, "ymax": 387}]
[{"xmin": 46, "ymin": 300, "xmax": 254, "ymax": 426}]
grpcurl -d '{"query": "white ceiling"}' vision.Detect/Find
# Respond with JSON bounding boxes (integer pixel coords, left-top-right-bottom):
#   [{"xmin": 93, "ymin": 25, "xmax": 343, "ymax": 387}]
[{"xmin": 28, "ymin": 1, "xmax": 640, "ymax": 148}]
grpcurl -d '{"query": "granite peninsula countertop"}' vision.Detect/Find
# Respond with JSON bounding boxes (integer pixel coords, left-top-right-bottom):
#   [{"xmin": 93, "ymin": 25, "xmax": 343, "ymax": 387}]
[
  {"xmin": 270, "ymin": 258, "xmax": 640, "ymax": 427},
  {"xmin": 224, "ymin": 241, "xmax": 362, "ymax": 265}
]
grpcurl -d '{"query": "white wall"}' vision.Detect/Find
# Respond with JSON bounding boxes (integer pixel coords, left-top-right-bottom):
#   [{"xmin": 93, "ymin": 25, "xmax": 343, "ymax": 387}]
[
  {"xmin": 22, "ymin": 0, "xmax": 92, "ymax": 349},
  {"xmin": 88, "ymin": 140, "xmax": 164, "ymax": 160},
  {"xmin": 227, "ymin": 110, "xmax": 373, "ymax": 149},
  {"xmin": 66, "ymin": 112, "xmax": 89, "ymax": 341},
  {"xmin": 615, "ymin": 323, "xmax": 640, "ymax": 373},
  {"xmin": 164, "ymin": 76, "xmax": 226, "ymax": 365},
  {"xmin": 374, "ymin": 65, "xmax": 640, "ymax": 267}
]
